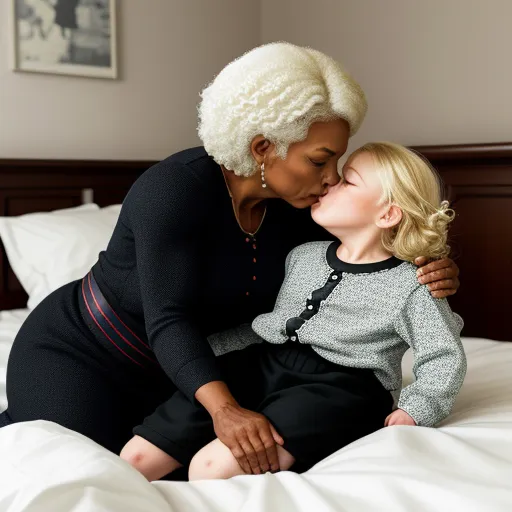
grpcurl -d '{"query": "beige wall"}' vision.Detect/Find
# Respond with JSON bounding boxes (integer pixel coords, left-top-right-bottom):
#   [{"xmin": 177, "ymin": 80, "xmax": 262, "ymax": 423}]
[
  {"xmin": 0, "ymin": 1, "xmax": 260, "ymax": 159},
  {"xmin": 262, "ymin": 0, "xmax": 512, "ymax": 151},
  {"xmin": 3, "ymin": 1, "xmax": 510, "ymax": 160}
]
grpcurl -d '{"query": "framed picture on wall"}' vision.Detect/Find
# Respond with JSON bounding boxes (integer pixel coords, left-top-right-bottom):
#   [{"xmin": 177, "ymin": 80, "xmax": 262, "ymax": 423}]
[{"xmin": 10, "ymin": 0, "xmax": 117, "ymax": 79}]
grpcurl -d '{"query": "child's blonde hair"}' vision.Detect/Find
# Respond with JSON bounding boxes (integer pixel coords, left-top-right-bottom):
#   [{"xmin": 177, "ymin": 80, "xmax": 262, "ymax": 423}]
[{"xmin": 350, "ymin": 142, "xmax": 454, "ymax": 262}]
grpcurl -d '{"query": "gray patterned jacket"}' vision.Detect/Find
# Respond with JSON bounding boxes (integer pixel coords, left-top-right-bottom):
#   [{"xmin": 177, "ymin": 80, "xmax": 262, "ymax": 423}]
[{"xmin": 208, "ymin": 241, "xmax": 467, "ymax": 427}]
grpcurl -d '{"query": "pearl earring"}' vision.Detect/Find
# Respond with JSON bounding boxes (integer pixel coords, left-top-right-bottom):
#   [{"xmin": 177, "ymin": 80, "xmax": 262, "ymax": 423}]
[{"xmin": 261, "ymin": 163, "xmax": 267, "ymax": 188}]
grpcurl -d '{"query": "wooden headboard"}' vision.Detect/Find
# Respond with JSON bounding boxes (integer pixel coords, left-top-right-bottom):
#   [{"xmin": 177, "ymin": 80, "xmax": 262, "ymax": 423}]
[
  {"xmin": 0, "ymin": 158, "xmax": 156, "ymax": 311},
  {"xmin": 411, "ymin": 142, "xmax": 511, "ymax": 342},
  {"xmin": 0, "ymin": 144, "xmax": 510, "ymax": 341}
]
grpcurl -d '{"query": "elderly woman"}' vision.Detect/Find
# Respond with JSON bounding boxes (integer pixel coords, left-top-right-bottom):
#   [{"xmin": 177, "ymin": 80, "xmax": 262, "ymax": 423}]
[{"xmin": 0, "ymin": 43, "xmax": 459, "ymax": 479}]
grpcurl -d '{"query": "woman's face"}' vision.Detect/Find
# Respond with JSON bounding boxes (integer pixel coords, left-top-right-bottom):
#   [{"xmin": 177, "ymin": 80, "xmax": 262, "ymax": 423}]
[{"xmin": 262, "ymin": 119, "xmax": 350, "ymax": 209}]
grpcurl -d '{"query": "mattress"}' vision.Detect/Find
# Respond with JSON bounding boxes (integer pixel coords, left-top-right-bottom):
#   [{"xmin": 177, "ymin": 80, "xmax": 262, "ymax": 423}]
[{"xmin": 1, "ymin": 309, "xmax": 511, "ymax": 511}]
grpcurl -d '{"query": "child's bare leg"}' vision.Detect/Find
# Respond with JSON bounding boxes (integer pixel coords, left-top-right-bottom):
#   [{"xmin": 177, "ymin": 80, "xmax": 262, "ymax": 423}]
[
  {"xmin": 120, "ymin": 435, "xmax": 182, "ymax": 481},
  {"xmin": 189, "ymin": 438, "xmax": 295, "ymax": 481}
]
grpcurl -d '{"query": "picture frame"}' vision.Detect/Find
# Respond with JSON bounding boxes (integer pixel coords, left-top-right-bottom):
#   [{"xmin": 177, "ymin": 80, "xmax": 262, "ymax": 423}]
[{"xmin": 10, "ymin": 0, "xmax": 118, "ymax": 79}]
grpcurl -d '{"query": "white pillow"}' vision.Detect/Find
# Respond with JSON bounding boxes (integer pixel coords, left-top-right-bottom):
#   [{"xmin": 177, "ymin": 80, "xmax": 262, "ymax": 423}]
[{"xmin": 0, "ymin": 203, "xmax": 122, "ymax": 309}]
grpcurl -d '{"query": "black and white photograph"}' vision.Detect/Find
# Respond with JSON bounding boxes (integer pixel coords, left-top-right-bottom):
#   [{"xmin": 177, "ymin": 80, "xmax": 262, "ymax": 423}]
[{"xmin": 11, "ymin": 0, "xmax": 117, "ymax": 78}]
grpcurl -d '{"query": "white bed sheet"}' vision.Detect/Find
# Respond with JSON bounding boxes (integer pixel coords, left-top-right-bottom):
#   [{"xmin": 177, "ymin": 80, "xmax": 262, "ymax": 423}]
[
  {"xmin": 0, "ymin": 309, "xmax": 511, "ymax": 512},
  {"xmin": 0, "ymin": 309, "xmax": 30, "ymax": 413}
]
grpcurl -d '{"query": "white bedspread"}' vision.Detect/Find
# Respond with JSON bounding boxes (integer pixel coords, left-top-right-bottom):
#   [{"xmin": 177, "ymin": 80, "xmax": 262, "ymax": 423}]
[
  {"xmin": 0, "ymin": 309, "xmax": 30, "ymax": 413},
  {"xmin": 1, "ymin": 309, "xmax": 511, "ymax": 512}
]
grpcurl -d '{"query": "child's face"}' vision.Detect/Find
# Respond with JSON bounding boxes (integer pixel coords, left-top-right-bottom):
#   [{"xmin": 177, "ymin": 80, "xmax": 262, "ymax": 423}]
[{"xmin": 311, "ymin": 151, "xmax": 387, "ymax": 232}]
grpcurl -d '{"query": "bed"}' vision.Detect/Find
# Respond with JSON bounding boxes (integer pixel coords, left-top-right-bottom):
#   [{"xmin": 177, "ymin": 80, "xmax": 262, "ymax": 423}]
[{"xmin": 0, "ymin": 145, "xmax": 511, "ymax": 511}]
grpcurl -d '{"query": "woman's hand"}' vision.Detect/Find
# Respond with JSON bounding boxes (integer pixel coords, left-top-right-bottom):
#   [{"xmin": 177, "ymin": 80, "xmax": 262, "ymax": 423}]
[
  {"xmin": 384, "ymin": 409, "xmax": 417, "ymax": 427},
  {"xmin": 212, "ymin": 403, "xmax": 284, "ymax": 475},
  {"xmin": 414, "ymin": 257, "xmax": 460, "ymax": 298},
  {"xmin": 195, "ymin": 380, "xmax": 284, "ymax": 475}
]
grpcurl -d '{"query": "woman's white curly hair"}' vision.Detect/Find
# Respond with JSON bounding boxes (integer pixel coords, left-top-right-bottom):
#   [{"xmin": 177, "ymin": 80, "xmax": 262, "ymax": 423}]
[{"xmin": 198, "ymin": 42, "xmax": 368, "ymax": 177}]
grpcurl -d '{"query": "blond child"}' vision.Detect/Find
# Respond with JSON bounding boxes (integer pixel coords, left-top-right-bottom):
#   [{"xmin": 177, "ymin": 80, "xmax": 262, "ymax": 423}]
[{"xmin": 125, "ymin": 142, "xmax": 467, "ymax": 481}]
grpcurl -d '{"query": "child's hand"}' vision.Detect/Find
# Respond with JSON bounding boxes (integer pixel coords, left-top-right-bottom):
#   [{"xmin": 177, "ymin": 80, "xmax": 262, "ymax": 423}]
[{"xmin": 384, "ymin": 409, "xmax": 417, "ymax": 427}]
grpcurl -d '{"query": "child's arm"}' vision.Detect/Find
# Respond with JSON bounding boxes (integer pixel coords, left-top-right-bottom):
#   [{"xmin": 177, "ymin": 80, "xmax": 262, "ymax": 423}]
[
  {"xmin": 208, "ymin": 245, "xmax": 304, "ymax": 356},
  {"xmin": 393, "ymin": 285, "xmax": 467, "ymax": 427},
  {"xmin": 207, "ymin": 247, "xmax": 302, "ymax": 356},
  {"xmin": 207, "ymin": 324, "xmax": 263, "ymax": 356}
]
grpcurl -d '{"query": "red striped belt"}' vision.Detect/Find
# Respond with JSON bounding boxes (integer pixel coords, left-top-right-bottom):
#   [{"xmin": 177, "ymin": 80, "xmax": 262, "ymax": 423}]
[{"xmin": 81, "ymin": 271, "xmax": 158, "ymax": 368}]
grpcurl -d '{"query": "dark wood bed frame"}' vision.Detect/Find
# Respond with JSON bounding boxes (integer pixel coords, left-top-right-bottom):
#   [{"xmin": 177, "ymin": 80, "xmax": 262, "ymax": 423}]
[
  {"xmin": 0, "ymin": 143, "xmax": 510, "ymax": 341},
  {"xmin": 410, "ymin": 142, "xmax": 511, "ymax": 342},
  {"xmin": 0, "ymin": 159, "xmax": 154, "ymax": 312}
]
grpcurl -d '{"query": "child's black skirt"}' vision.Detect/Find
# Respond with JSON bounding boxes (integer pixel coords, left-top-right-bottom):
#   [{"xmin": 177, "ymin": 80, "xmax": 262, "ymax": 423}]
[{"xmin": 135, "ymin": 341, "xmax": 394, "ymax": 472}]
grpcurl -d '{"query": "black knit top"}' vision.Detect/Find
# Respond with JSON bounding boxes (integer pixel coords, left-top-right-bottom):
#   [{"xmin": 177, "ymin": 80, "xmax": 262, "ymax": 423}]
[{"xmin": 92, "ymin": 147, "xmax": 331, "ymax": 400}]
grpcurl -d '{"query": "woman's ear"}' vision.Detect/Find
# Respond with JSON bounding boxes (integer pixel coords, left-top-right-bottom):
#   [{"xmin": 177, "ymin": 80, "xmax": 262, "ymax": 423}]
[
  {"xmin": 376, "ymin": 204, "xmax": 403, "ymax": 229},
  {"xmin": 250, "ymin": 136, "xmax": 272, "ymax": 164}
]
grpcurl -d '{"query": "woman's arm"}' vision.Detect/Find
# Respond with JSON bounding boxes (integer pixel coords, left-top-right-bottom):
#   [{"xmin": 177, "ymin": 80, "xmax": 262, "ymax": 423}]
[{"xmin": 126, "ymin": 161, "xmax": 222, "ymax": 400}]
